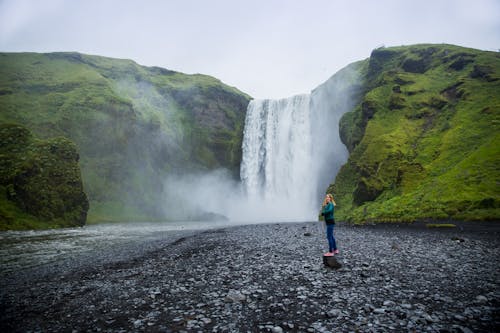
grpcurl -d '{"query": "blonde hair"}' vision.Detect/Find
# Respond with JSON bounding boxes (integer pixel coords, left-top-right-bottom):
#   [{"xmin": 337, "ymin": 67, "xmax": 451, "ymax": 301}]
[{"xmin": 323, "ymin": 193, "xmax": 337, "ymax": 206}]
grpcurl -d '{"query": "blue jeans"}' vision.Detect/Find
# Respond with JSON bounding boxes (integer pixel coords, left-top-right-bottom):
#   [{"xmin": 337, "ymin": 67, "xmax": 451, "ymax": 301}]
[{"xmin": 326, "ymin": 223, "xmax": 337, "ymax": 252}]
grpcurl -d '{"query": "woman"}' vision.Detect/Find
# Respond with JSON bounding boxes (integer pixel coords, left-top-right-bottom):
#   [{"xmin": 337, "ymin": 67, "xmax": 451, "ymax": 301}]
[{"xmin": 321, "ymin": 193, "xmax": 339, "ymax": 256}]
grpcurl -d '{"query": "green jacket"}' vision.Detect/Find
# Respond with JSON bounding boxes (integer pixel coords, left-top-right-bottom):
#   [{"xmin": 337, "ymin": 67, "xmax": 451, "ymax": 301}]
[{"xmin": 322, "ymin": 202, "xmax": 335, "ymax": 221}]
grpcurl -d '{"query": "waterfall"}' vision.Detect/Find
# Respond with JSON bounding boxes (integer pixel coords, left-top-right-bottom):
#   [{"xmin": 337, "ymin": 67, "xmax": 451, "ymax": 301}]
[
  {"xmin": 240, "ymin": 64, "xmax": 359, "ymax": 221},
  {"xmin": 240, "ymin": 95, "xmax": 314, "ymax": 220}
]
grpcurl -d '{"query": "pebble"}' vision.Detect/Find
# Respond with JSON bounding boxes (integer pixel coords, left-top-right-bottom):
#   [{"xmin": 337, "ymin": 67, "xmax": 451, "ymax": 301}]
[
  {"xmin": 1, "ymin": 222, "xmax": 499, "ymax": 332},
  {"xmin": 475, "ymin": 295, "xmax": 488, "ymax": 303},
  {"xmin": 271, "ymin": 326, "xmax": 283, "ymax": 333}
]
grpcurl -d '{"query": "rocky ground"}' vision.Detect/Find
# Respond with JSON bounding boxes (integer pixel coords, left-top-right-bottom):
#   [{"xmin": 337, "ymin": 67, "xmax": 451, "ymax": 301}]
[{"xmin": 1, "ymin": 221, "xmax": 499, "ymax": 332}]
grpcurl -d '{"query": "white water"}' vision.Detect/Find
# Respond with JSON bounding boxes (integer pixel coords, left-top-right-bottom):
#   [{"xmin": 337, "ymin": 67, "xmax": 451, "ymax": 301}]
[
  {"xmin": 240, "ymin": 65, "xmax": 359, "ymax": 221},
  {"xmin": 240, "ymin": 95, "xmax": 314, "ymax": 220}
]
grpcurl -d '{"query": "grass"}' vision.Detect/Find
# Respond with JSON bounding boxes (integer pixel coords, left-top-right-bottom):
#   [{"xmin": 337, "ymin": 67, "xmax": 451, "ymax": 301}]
[
  {"xmin": 0, "ymin": 52, "xmax": 251, "ymax": 228},
  {"xmin": 333, "ymin": 44, "xmax": 500, "ymax": 223},
  {"xmin": 426, "ymin": 223, "xmax": 456, "ymax": 228},
  {"xmin": 0, "ymin": 124, "xmax": 88, "ymax": 230}
]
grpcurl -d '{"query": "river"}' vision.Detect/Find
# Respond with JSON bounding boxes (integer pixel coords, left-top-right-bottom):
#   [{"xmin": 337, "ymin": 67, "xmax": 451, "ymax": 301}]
[{"xmin": 0, "ymin": 220, "xmax": 241, "ymax": 276}]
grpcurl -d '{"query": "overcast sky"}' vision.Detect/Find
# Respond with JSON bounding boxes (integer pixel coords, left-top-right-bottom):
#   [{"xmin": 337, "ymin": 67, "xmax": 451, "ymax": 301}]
[{"xmin": 1, "ymin": 0, "xmax": 499, "ymax": 99}]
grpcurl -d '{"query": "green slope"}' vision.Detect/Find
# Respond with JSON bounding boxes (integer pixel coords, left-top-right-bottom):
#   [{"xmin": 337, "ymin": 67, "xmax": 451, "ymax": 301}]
[
  {"xmin": 0, "ymin": 52, "xmax": 251, "ymax": 225},
  {"xmin": 331, "ymin": 44, "xmax": 500, "ymax": 223}
]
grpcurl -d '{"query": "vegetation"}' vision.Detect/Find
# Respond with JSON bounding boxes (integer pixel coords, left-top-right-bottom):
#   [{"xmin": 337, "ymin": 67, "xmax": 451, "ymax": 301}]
[
  {"xmin": 0, "ymin": 124, "xmax": 88, "ymax": 230},
  {"xmin": 426, "ymin": 223, "xmax": 456, "ymax": 228},
  {"xmin": 0, "ymin": 52, "xmax": 251, "ymax": 227},
  {"xmin": 330, "ymin": 44, "xmax": 500, "ymax": 223},
  {"xmin": 2, "ymin": 44, "xmax": 498, "ymax": 229}
]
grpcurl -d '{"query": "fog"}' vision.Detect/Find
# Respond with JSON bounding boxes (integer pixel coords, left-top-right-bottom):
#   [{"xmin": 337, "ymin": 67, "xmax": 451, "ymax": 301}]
[
  {"xmin": 162, "ymin": 168, "xmax": 318, "ymax": 223},
  {"xmin": 160, "ymin": 63, "xmax": 362, "ymax": 223}
]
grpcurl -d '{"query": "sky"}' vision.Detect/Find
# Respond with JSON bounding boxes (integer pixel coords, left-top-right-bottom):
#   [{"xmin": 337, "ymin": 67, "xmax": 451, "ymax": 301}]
[{"xmin": 1, "ymin": 0, "xmax": 499, "ymax": 99}]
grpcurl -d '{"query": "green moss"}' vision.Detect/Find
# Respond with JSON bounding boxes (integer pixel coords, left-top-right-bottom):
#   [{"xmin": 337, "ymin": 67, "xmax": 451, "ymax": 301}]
[
  {"xmin": 334, "ymin": 44, "xmax": 500, "ymax": 223},
  {"xmin": 0, "ymin": 52, "xmax": 251, "ymax": 225},
  {"xmin": 0, "ymin": 124, "xmax": 88, "ymax": 230},
  {"xmin": 426, "ymin": 223, "xmax": 456, "ymax": 228}
]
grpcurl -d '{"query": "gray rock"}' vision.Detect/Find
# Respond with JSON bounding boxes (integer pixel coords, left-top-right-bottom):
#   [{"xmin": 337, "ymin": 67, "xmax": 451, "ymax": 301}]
[
  {"xmin": 323, "ymin": 255, "xmax": 342, "ymax": 269},
  {"xmin": 271, "ymin": 326, "xmax": 283, "ymax": 333},
  {"xmin": 326, "ymin": 309, "xmax": 342, "ymax": 318},
  {"xmin": 383, "ymin": 300, "xmax": 395, "ymax": 307},
  {"xmin": 475, "ymin": 295, "xmax": 488, "ymax": 303},
  {"xmin": 224, "ymin": 290, "xmax": 246, "ymax": 303},
  {"xmin": 2, "ymin": 221, "xmax": 499, "ymax": 333}
]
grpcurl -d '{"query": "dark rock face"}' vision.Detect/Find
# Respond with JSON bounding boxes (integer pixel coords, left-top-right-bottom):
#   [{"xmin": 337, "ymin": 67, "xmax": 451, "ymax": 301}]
[
  {"xmin": 402, "ymin": 57, "xmax": 429, "ymax": 73},
  {"xmin": 0, "ymin": 124, "xmax": 88, "ymax": 229},
  {"xmin": 323, "ymin": 255, "xmax": 342, "ymax": 269},
  {"xmin": 448, "ymin": 56, "xmax": 474, "ymax": 71},
  {"xmin": 170, "ymin": 84, "xmax": 249, "ymax": 170},
  {"xmin": 353, "ymin": 178, "xmax": 383, "ymax": 205},
  {"xmin": 368, "ymin": 47, "xmax": 399, "ymax": 76},
  {"xmin": 470, "ymin": 65, "xmax": 497, "ymax": 81}
]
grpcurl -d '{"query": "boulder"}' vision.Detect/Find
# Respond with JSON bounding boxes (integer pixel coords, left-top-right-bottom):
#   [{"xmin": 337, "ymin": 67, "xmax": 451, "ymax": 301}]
[
  {"xmin": 0, "ymin": 124, "xmax": 89, "ymax": 229},
  {"xmin": 323, "ymin": 255, "xmax": 342, "ymax": 269}
]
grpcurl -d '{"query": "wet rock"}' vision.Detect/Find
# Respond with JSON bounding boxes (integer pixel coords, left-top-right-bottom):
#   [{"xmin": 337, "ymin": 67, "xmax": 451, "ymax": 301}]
[
  {"xmin": 224, "ymin": 290, "xmax": 246, "ymax": 303},
  {"xmin": 271, "ymin": 326, "xmax": 283, "ymax": 333},
  {"xmin": 326, "ymin": 309, "xmax": 342, "ymax": 318},
  {"xmin": 1, "ymin": 222, "xmax": 499, "ymax": 333},
  {"xmin": 475, "ymin": 295, "xmax": 488, "ymax": 303},
  {"xmin": 323, "ymin": 255, "xmax": 342, "ymax": 269}
]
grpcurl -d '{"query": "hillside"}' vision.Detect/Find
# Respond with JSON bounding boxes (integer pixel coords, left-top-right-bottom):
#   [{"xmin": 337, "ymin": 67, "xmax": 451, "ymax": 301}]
[
  {"xmin": 330, "ymin": 44, "xmax": 500, "ymax": 223},
  {"xmin": 0, "ymin": 52, "xmax": 251, "ymax": 224}
]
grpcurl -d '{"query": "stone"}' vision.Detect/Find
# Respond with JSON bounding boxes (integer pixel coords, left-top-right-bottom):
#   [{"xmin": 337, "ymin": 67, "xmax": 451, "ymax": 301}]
[
  {"xmin": 271, "ymin": 326, "xmax": 283, "ymax": 333},
  {"xmin": 326, "ymin": 309, "xmax": 342, "ymax": 318},
  {"xmin": 224, "ymin": 290, "xmax": 246, "ymax": 303},
  {"xmin": 475, "ymin": 295, "xmax": 487, "ymax": 303},
  {"xmin": 323, "ymin": 255, "xmax": 342, "ymax": 269}
]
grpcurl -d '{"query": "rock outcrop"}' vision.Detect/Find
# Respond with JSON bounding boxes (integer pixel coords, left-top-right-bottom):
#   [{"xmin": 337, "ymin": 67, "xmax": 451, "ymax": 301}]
[
  {"xmin": 0, "ymin": 124, "xmax": 89, "ymax": 229},
  {"xmin": 331, "ymin": 44, "xmax": 500, "ymax": 223}
]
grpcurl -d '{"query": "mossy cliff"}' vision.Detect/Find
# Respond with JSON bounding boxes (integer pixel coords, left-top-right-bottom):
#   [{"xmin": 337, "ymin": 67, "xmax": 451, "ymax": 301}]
[
  {"xmin": 330, "ymin": 44, "xmax": 500, "ymax": 223},
  {"xmin": 0, "ymin": 124, "xmax": 88, "ymax": 230},
  {"xmin": 0, "ymin": 52, "xmax": 250, "ymax": 225}
]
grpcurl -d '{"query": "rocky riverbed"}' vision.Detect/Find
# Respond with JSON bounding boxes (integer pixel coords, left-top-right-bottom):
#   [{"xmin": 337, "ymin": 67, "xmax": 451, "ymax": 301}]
[{"xmin": 1, "ymin": 221, "xmax": 499, "ymax": 332}]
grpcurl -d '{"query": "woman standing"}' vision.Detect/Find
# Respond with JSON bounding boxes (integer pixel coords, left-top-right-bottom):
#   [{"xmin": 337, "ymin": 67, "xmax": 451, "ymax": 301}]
[{"xmin": 321, "ymin": 193, "xmax": 339, "ymax": 256}]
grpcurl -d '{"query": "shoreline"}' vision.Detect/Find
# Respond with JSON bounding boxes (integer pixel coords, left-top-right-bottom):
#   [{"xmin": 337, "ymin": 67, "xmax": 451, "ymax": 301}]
[{"xmin": 1, "ymin": 221, "xmax": 499, "ymax": 332}]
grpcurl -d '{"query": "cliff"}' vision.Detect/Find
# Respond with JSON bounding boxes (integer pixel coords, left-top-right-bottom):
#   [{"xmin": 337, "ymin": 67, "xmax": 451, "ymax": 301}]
[
  {"xmin": 330, "ymin": 44, "xmax": 500, "ymax": 222},
  {"xmin": 0, "ymin": 52, "xmax": 250, "ymax": 225}
]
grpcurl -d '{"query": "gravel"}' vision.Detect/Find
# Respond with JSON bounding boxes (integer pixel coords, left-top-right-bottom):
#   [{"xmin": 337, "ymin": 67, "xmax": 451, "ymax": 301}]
[{"xmin": 1, "ymin": 221, "xmax": 499, "ymax": 332}]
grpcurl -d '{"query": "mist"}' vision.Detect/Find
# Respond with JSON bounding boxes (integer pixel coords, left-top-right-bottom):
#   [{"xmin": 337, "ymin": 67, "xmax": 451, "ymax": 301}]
[
  {"xmin": 162, "ymin": 169, "xmax": 262, "ymax": 223},
  {"xmin": 162, "ymin": 167, "xmax": 319, "ymax": 223},
  {"xmin": 159, "ymin": 62, "xmax": 362, "ymax": 224}
]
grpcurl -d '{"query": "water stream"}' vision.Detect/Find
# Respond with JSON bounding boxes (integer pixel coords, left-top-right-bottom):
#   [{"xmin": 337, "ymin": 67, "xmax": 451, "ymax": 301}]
[{"xmin": 0, "ymin": 220, "xmax": 235, "ymax": 275}]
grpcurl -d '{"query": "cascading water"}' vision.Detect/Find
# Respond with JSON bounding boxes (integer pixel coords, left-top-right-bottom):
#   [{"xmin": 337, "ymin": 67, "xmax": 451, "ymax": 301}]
[
  {"xmin": 240, "ymin": 64, "xmax": 359, "ymax": 221},
  {"xmin": 240, "ymin": 95, "xmax": 314, "ymax": 220}
]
